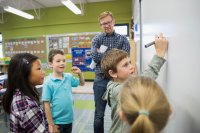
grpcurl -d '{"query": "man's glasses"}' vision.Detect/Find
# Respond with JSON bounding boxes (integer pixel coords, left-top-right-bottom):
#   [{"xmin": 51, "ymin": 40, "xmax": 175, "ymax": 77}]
[{"xmin": 100, "ymin": 20, "xmax": 113, "ymax": 26}]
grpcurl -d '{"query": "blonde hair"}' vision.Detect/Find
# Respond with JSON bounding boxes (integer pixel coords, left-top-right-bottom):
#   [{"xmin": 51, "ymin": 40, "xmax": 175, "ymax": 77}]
[
  {"xmin": 98, "ymin": 11, "xmax": 114, "ymax": 21},
  {"xmin": 101, "ymin": 49, "xmax": 128, "ymax": 79},
  {"xmin": 120, "ymin": 76, "xmax": 171, "ymax": 133}
]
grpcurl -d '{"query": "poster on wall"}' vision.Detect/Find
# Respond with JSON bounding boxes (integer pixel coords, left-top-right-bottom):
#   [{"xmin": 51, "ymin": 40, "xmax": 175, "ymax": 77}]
[
  {"xmin": 4, "ymin": 36, "xmax": 47, "ymax": 61},
  {"xmin": 47, "ymin": 32, "xmax": 99, "ymax": 64},
  {"xmin": 72, "ymin": 48, "xmax": 93, "ymax": 71}
]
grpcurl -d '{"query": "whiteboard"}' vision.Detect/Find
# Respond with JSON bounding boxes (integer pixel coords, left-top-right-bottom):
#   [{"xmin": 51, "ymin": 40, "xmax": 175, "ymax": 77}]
[{"xmin": 135, "ymin": 0, "xmax": 200, "ymax": 132}]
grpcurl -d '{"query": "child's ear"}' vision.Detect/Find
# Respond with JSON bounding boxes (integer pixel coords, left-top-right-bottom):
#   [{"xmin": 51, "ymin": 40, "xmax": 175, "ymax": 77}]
[
  {"xmin": 108, "ymin": 70, "xmax": 117, "ymax": 78},
  {"xmin": 119, "ymin": 110, "xmax": 127, "ymax": 122}
]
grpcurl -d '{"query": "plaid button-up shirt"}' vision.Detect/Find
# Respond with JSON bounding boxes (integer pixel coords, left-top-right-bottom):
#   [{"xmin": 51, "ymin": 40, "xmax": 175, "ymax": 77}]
[
  {"xmin": 91, "ymin": 31, "xmax": 130, "ymax": 75},
  {"xmin": 10, "ymin": 89, "xmax": 49, "ymax": 133}
]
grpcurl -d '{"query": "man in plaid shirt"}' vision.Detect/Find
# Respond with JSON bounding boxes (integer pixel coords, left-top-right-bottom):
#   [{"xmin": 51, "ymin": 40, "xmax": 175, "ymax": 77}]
[{"xmin": 91, "ymin": 11, "xmax": 130, "ymax": 133}]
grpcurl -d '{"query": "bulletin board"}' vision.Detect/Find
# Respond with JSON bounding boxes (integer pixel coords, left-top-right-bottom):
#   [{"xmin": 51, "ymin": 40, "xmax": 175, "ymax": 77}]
[
  {"xmin": 47, "ymin": 32, "xmax": 99, "ymax": 54},
  {"xmin": 47, "ymin": 32, "xmax": 99, "ymax": 72},
  {"xmin": 4, "ymin": 36, "xmax": 47, "ymax": 62}
]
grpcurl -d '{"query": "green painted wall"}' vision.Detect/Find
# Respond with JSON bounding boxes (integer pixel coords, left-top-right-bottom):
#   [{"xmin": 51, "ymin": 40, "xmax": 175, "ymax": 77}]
[{"xmin": 0, "ymin": 0, "xmax": 132, "ymax": 80}]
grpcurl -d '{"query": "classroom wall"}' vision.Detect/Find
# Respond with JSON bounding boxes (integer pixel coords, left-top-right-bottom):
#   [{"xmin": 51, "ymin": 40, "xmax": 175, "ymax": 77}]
[
  {"xmin": 0, "ymin": 0, "xmax": 132, "ymax": 80},
  {"xmin": 0, "ymin": 0, "xmax": 132, "ymax": 38},
  {"xmin": 135, "ymin": 0, "xmax": 200, "ymax": 132}
]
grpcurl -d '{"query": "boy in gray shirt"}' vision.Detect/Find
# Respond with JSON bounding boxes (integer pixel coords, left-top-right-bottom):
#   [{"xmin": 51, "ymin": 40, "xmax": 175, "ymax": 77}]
[{"xmin": 101, "ymin": 33, "xmax": 168, "ymax": 133}]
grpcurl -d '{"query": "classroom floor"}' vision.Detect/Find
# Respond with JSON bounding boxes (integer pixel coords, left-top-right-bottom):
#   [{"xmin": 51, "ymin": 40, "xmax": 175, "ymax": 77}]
[{"xmin": 0, "ymin": 82, "xmax": 112, "ymax": 133}]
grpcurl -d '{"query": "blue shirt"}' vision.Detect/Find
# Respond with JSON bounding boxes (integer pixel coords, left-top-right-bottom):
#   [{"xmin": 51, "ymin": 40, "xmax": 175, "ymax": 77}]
[
  {"xmin": 41, "ymin": 73, "xmax": 79, "ymax": 124},
  {"xmin": 91, "ymin": 31, "xmax": 130, "ymax": 75}
]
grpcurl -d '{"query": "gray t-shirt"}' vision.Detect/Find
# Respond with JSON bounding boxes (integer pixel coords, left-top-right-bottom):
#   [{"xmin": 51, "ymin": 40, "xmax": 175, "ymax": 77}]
[{"xmin": 102, "ymin": 55, "xmax": 166, "ymax": 133}]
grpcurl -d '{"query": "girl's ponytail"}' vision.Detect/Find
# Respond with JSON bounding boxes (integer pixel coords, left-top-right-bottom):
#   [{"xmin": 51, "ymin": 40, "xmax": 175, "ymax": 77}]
[
  {"xmin": 120, "ymin": 77, "xmax": 171, "ymax": 133},
  {"xmin": 130, "ymin": 113, "xmax": 156, "ymax": 133}
]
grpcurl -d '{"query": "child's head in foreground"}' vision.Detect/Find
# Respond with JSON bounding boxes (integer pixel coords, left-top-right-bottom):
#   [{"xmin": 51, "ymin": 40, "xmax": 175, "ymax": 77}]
[
  {"xmin": 119, "ymin": 76, "xmax": 171, "ymax": 133},
  {"xmin": 3, "ymin": 53, "xmax": 44, "ymax": 113},
  {"xmin": 101, "ymin": 49, "xmax": 134, "ymax": 82}
]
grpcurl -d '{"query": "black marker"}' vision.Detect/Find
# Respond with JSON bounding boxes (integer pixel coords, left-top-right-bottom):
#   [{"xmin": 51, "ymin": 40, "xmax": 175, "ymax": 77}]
[{"xmin": 144, "ymin": 41, "xmax": 155, "ymax": 48}]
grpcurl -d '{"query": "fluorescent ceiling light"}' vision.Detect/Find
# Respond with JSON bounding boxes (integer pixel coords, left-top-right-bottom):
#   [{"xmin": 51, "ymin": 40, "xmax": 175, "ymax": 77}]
[
  {"xmin": 61, "ymin": 0, "xmax": 82, "ymax": 15},
  {"xmin": 3, "ymin": 6, "xmax": 34, "ymax": 19}
]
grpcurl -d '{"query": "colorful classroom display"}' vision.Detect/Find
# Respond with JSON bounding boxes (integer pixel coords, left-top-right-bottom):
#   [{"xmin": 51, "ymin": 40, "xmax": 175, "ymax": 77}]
[
  {"xmin": 47, "ymin": 32, "xmax": 99, "ymax": 71},
  {"xmin": 72, "ymin": 48, "xmax": 93, "ymax": 71},
  {"xmin": 4, "ymin": 37, "xmax": 46, "ymax": 61},
  {"xmin": 4, "ymin": 32, "xmax": 99, "ymax": 72}
]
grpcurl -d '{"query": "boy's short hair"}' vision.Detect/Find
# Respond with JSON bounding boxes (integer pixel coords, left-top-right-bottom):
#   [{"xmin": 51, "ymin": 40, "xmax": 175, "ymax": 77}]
[
  {"xmin": 98, "ymin": 11, "xmax": 114, "ymax": 22},
  {"xmin": 48, "ymin": 49, "xmax": 64, "ymax": 62},
  {"xmin": 101, "ymin": 49, "xmax": 128, "ymax": 79}
]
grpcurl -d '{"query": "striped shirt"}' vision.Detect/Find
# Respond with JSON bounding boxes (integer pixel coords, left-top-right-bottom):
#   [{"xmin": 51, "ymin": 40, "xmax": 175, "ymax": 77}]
[
  {"xmin": 10, "ymin": 89, "xmax": 49, "ymax": 133},
  {"xmin": 91, "ymin": 31, "xmax": 130, "ymax": 75}
]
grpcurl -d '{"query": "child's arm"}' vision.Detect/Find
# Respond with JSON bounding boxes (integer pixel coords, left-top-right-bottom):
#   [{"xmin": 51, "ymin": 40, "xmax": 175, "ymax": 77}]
[
  {"xmin": 154, "ymin": 33, "xmax": 168, "ymax": 58},
  {"xmin": 142, "ymin": 33, "xmax": 168, "ymax": 79},
  {"xmin": 71, "ymin": 66, "xmax": 85, "ymax": 86},
  {"xmin": 43, "ymin": 101, "xmax": 59, "ymax": 133}
]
